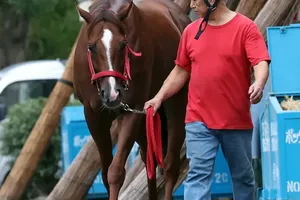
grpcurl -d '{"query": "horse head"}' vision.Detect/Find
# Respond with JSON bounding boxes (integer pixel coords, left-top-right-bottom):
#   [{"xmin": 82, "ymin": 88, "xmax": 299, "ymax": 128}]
[{"xmin": 76, "ymin": 0, "xmax": 141, "ymax": 109}]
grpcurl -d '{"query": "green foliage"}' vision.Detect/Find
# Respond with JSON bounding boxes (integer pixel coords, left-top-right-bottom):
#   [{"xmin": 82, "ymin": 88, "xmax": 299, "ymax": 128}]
[
  {"xmin": 26, "ymin": 0, "xmax": 81, "ymax": 60},
  {"xmin": 0, "ymin": 97, "xmax": 81, "ymax": 199},
  {"xmin": 2, "ymin": 0, "xmax": 81, "ymax": 60}
]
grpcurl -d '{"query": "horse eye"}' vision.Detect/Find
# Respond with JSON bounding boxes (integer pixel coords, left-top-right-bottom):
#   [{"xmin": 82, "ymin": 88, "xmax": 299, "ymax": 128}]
[
  {"xmin": 88, "ymin": 44, "xmax": 97, "ymax": 53},
  {"xmin": 119, "ymin": 41, "xmax": 126, "ymax": 52}
]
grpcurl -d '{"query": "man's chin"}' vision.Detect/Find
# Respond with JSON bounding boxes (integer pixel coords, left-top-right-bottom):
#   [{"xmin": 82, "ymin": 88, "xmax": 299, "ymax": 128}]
[{"xmin": 194, "ymin": 11, "xmax": 204, "ymax": 18}]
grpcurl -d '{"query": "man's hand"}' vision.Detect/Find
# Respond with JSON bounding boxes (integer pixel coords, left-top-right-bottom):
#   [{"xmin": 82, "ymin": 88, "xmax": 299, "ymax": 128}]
[
  {"xmin": 250, "ymin": 60, "xmax": 269, "ymax": 104},
  {"xmin": 248, "ymin": 82, "xmax": 264, "ymax": 104},
  {"xmin": 144, "ymin": 97, "xmax": 163, "ymax": 116}
]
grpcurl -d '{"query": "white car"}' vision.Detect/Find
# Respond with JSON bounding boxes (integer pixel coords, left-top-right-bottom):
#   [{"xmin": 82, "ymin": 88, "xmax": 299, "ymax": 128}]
[{"xmin": 0, "ymin": 59, "xmax": 68, "ymax": 185}]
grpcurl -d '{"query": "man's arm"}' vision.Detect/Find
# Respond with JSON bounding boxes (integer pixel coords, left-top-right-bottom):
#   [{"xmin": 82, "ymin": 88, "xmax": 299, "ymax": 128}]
[
  {"xmin": 154, "ymin": 65, "xmax": 190, "ymax": 102},
  {"xmin": 245, "ymin": 22, "xmax": 271, "ymax": 104},
  {"xmin": 253, "ymin": 60, "xmax": 269, "ymax": 87}
]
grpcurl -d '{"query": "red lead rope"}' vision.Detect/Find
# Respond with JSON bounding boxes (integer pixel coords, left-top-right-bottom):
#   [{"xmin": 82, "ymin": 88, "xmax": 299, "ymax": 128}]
[{"xmin": 146, "ymin": 107, "xmax": 164, "ymax": 180}]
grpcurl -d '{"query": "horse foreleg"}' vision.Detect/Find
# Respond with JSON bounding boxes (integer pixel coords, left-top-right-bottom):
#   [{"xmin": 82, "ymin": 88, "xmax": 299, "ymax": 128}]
[
  {"xmin": 84, "ymin": 104, "xmax": 114, "ymax": 195},
  {"xmin": 108, "ymin": 113, "xmax": 143, "ymax": 200}
]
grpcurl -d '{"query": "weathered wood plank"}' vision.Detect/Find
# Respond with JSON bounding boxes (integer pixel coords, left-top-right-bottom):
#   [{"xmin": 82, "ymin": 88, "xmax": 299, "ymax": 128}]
[
  {"xmin": 255, "ymin": 0, "xmax": 300, "ymax": 38},
  {"xmin": 236, "ymin": 0, "xmax": 267, "ymax": 20},
  {"xmin": 227, "ymin": 0, "xmax": 240, "ymax": 11}
]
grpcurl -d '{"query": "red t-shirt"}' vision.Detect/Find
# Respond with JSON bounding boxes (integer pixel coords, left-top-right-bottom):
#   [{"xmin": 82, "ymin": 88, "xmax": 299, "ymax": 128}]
[{"xmin": 175, "ymin": 13, "xmax": 271, "ymax": 129}]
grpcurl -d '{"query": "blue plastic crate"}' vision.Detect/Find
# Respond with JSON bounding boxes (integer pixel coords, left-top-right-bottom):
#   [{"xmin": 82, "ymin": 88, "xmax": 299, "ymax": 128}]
[
  {"xmin": 258, "ymin": 24, "xmax": 300, "ymax": 199},
  {"xmin": 61, "ymin": 106, "xmax": 139, "ymax": 199},
  {"xmin": 264, "ymin": 95, "xmax": 300, "ymax": 199},
  {"xmin": 267, "ymin": 24, "xmax": 300, "ymax": 95},
  {"xmin": 259, "ymin": 102, "xmax": 273, "ymax": 199}
]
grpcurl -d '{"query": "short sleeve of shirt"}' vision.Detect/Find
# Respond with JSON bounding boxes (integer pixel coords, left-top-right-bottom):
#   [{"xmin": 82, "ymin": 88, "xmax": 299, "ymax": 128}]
[
  {"xmin": 175, "ymin": 27, "xmax": 191, "ymax": 72},
  {"xmin": 245, "ymin": 23, "xmax": 271, "ymax": 67}
]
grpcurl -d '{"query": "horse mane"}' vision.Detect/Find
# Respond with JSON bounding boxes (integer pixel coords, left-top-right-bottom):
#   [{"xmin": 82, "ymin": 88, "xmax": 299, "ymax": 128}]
[{"xmin": 88, "ymin": 0, "xmax": 126, "ymax": 35}]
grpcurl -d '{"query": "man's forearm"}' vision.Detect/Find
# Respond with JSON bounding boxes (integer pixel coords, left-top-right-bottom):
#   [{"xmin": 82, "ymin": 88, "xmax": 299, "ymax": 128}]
[
  {"xmin": 253, "ymin": 61, "xmax": 269, "ymax": 87},
  {"xmin": 155, "ymin": 65, "xmax": 190, "ymax": 101}
]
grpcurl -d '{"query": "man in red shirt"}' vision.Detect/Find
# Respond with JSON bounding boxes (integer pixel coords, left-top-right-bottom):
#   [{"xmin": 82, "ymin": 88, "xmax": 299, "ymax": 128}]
[{"xmin": 144, "ymin": 0, "xmax": 270, "ymax": 199}]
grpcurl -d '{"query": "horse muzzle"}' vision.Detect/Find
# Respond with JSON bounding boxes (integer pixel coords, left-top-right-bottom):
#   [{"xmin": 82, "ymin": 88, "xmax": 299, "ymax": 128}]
[{"xmin": 98, "ymin": 76, "xmax": 124, "ymax": 109}]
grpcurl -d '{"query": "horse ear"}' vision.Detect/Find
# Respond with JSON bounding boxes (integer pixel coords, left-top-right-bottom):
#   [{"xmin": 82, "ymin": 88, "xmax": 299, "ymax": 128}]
[
  {"xmin": 117, "ymin": 0, "xmax": 134, "ymax": 20},
  {"xmin": 76, "ymin": 5, "xmax": 92, "ymax": 23}
]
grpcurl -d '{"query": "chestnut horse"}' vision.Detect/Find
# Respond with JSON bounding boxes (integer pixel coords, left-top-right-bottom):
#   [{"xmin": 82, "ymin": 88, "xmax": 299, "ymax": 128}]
[{"xmin": 73, "ymin": 0, "xmax": 191, "ymax": 199}]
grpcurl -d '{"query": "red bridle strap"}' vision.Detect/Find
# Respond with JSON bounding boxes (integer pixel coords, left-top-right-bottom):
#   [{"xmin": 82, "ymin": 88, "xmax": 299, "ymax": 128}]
[
  {"xmin": 87, "ymin": 41, "xmax": 141, "ymax": 82},
  {"xmin": 87, "ymin": 50, "xmax": 127, "ymax": 81},
  {"xmin": 124, "ymin": 43, "xmax": 141, "ymax": 80}
]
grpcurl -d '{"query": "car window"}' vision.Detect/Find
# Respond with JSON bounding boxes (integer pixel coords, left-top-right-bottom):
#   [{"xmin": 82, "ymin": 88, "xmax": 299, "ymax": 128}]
[{"xmin": 0, "ymin": 80, "xmax": 57, "ymax": 110}]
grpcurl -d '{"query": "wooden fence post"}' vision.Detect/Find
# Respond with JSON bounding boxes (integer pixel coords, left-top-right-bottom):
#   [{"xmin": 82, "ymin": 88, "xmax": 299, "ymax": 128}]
[{"xmin": 236, "ymin": 0, "xmax": 267, "ymax": 20}]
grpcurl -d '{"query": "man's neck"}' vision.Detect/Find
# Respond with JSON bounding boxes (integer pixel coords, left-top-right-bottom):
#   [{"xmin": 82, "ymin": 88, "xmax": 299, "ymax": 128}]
[{"xmin": 207, "ymin": 5, "xmax": 236, "ymax": 26}]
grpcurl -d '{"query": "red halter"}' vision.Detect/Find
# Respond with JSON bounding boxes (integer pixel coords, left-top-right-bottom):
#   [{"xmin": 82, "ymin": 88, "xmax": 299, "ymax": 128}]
[{"xmin": 87, "ymin": 39, "xmax": 142, "ymax": 84}]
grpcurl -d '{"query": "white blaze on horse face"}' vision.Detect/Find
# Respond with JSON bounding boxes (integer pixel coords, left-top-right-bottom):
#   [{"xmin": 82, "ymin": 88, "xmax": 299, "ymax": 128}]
[{"xmin": 101, "ymin": 28, "xmax": 119, "ymax": 102}]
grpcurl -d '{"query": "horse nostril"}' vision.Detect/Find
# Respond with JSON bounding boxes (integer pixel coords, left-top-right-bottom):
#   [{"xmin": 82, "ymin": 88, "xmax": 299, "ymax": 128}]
[{"xmin": 101, "ymin": 90, "xmax": 105, "ymax": 99}]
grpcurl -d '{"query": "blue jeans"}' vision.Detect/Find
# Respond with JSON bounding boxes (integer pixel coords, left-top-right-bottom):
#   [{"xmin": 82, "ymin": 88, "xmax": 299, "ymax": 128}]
[{"xmin": 184, "ymin": 121, "xmax": 255, "ymax": 200}]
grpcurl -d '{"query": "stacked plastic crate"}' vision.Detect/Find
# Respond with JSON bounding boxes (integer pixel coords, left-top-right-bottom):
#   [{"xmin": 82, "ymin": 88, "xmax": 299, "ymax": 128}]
[{"xmin": 258, "ymin": 24, "xmax": 300, "ymax": 200}]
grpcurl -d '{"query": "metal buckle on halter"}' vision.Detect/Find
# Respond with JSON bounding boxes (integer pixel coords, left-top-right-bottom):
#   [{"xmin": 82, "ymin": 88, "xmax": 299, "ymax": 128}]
[
  {"xmin": 124, "ymin": 82, "xmax": 129, "ymax": 90},
  {"xmin": 123, "ymin": 72, "xmax": 129, "ymax": 90},
  {"xmin": 121, "ymin": 102, "xmax": 130, "ymax": 111},
  {"xmin": 120, "ymin": 102, "xmax": 146, "ymax": 114}
]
